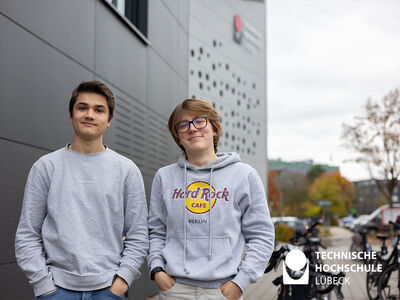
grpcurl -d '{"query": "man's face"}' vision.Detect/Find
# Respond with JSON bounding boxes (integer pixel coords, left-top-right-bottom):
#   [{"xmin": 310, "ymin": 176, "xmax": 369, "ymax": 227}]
[
  {"xmin": 177, "ymin": 112, "xmax": 216, "ymax": 154},
  {"xmin": 70, "ymin": 92, "xmax": 111, "ymax": 141}
]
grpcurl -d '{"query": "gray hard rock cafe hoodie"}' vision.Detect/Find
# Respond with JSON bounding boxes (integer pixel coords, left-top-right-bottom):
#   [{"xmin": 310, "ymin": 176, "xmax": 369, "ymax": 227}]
[{"xmin": 148, "ymin": 152, "xmax": 274, "ymax": 292}]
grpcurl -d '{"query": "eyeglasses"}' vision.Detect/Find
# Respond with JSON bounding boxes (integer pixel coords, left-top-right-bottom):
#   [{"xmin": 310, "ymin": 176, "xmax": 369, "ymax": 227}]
[{"xmin": 175, "ymin": 117, "xmax": 208, "ymax": 133}]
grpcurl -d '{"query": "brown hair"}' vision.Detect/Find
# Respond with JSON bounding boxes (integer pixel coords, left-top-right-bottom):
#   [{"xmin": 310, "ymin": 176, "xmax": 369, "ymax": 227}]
[
  {"xmin": 168, "ymin": 98, "xmax": 222, "ymax": 153},
  {"xmin": 69, "ymin": 80, "xmax": 115, "ymax": 121}
]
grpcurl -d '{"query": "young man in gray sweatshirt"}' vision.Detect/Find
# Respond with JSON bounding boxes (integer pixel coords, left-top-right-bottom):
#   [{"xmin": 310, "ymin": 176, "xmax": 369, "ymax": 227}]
[
  {"xmin": 15, "ymin": 81, "xmax": 149, "ymax": 299},
  {"xmin": 148, "ymin": 99, "xmax": 275, "ymax": 300}
]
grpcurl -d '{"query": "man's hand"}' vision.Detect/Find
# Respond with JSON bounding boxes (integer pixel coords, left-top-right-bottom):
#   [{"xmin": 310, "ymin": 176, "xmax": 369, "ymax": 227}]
[
  {"xmin": 220, "ymin": 281, "xmax": 243, "ymax": 300},
  {"xmin": 154, "ymin": 271, "xmax": 176, "ymax": 292},
  {"xmin": 40, "ymin": 288, "xmax": 57, "ymax": 296},
  {"xmin": 110, "ymin": 276, "xmax": 129, "ymax": 296}
]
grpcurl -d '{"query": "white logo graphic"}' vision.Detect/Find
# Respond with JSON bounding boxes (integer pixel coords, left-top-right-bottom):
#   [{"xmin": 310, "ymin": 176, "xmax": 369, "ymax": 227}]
[{"xmin": 283, "ymin": 249, "xmax": 309, "ymax": 284}]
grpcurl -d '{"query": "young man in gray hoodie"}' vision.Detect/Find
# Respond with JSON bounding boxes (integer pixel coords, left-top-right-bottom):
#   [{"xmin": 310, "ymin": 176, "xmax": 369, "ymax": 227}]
[
  {"xmin": 148, "ymin": 99, "xmax": 275, "ymax": 300},
  {"xmin": 15, "ymin": 81, "xmax": 149, "ymax": 299}
]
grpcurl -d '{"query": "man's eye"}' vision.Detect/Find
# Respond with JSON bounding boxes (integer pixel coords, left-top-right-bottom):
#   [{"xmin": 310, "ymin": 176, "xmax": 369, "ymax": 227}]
[
  {"xmin": 78, "ymin": 106, "xmax": 86, "ymax": 111},
  {"xmin": 96, "ymin": 109, "xmax": 105, "ymax": 113}
]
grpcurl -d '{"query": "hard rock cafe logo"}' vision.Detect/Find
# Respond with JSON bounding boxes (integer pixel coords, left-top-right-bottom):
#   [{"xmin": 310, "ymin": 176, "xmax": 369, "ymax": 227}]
[{"xmin": 172, "ymin": 181, "xmax": 229, "ymax": 214}]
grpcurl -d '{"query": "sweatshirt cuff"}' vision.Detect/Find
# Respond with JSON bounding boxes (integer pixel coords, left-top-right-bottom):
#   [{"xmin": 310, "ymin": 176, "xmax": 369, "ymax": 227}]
[
  {"xmin": 231, "ymin": 270, "xmax": 252, "ymax": 293},
  {"xmin": 33, "ymin": 276, "xmax": 56, "ymax": 297},
  {"xmin": 117, "ymin": 265, "xmax": 141, "ymax": 286},
  {"xmin": 149, "ymin": 258, "xmax": 166, "ymax": 272}
]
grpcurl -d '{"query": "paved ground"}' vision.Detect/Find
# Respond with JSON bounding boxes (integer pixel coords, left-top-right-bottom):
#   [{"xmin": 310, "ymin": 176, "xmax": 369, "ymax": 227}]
[{"xmin": 147, "ymin": 227, "xmax": 376, "ymax": 300}]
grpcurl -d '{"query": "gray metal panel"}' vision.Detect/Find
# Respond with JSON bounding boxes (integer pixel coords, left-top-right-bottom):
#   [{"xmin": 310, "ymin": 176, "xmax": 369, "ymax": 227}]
[
  {"xmin": 0, "ymin": 0, "xmax": 96, "ymax": 69},
  {"xmin": 95, "ymin": 1, "xmax": 148, "ymax": 104},
  {"xmin": 148, "ymin": 49, "xmax": 180, "ymax": 117},
  {"xmin": 0, "ymin": 14, "xmax": 93, "ymax": 150},
  {"xmin": 177, "ymin": 25, "xmax": 189, "ymax": 80},
  {"xmin": 148, "ymin": 0, "xmax": 178, "ymax": 69},
  {"xmin": 0, "ymin": 139, "xmax": 49, "ymax": 264},
  {"xmin": 0, "ymin": 263, "xmax": 33, "ymax": 299}
]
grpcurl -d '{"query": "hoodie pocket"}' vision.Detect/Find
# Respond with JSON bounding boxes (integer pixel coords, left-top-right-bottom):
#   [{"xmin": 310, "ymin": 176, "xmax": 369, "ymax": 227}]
[{"xmin": 162, "ymin": 236, "xmax": 236, "ymax": 280}]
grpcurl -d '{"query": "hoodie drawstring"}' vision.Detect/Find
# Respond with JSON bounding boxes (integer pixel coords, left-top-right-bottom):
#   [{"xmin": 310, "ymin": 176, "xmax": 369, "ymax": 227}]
[
  {"xmin": 208, "ymin": 168, "xmax": 214, "ymax": 260},
  {"xmin": 183, "ymin": 164, "xmax": 190, "ymax": 274}
]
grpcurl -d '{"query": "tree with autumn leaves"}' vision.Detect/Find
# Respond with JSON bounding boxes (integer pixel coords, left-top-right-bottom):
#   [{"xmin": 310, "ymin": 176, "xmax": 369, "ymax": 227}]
[{"xmin": 268, "ymin": 170, "xmax": 354, "ymax": 218}]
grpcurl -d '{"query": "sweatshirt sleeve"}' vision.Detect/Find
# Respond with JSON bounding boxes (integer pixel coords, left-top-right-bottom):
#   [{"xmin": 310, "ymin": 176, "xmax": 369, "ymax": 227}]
[
  {"xmin": 231, "ymin": 170, "xmax": 275, "ymax": 292},
  {"xmin": 15, "ymin": 164, "xmax": 57, "ymax": 297},
  {"xmin": 116, "ymin": 165, "xmax": 149, "ymax": 286},
  {"xmin": 147, "ymin": 172, "xmax": 167, "ymax": 272}
]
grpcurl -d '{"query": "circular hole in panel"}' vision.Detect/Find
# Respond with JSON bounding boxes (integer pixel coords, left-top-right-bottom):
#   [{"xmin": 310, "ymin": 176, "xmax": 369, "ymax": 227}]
[
  {"xmin": 198, "ymin": 71, "xmax": 202, "ymax": 78},
  {"xmin": 205, "ymin": 74, "xmax": 209, "ymax": 80},
  {"xmin": 213, "ymin": 40, "xmax": 217, "ymax": 47},
  {"xmin": 252, "ymin": 83, "xmax": 256, "ymax": 89},
  {"xmin": 190, "ymin": 70, "xmax": 194, "ymax": 75},
  {"xmin": 225, "ymin": 132, "xmax": 229, "ymax": 138},
  {"xmin": 253, "ymin": 141, "xmax": 257, "ymax": 147},
  {"xmin": 231, "ymin": 110, "xmax": 235, "ymax": 117},
  {"xmin": 256, "ymin": 99, "xmax": 260, "ymax": 105},
  {"xmin": 226, "ymin": 63, "xmax": 229, "ymax": 70},
  {"xmin": 242, "ymin": 138, "xmax": 246, "ymax": 144},
  {"xmin": 219, "ymin": 90, "xmax": 223, "ymax": 97},
  {"xmin": 237, "ymin": 100, "xmax": 240, "ymax": 106},
  {"xmin": 225, "ymin": 84, "xmax": 229, "ymax": 90},
  {"xmin": 237, "ymin": 122, "xmax": 240, "ymax": 128},
  {"xmin": 243, "ymin": 93, "xmax": 246, "ymax": 99},
  {"xmin": 212, "ymin": 63, "xmax": 216, "ymax": 70},
  {"xmin": 207, "ymin": 53, "xmax": 210, "ymax": 58},
  {"xmin": 232, "ymin": 135, "xmax": 235, "ymax": 141},
  {"xmin": 199, "ymin": 82, "xmax": 203, "ymax": 89},
  {"xmin": 237, "ymin": 77, "xmax": 241, "ymax": 83},
  {"xmin": 212, "ymin": 102, "xmax": 216, "ymax": 108},
  {"xmin": 247, "ymin": 148, "xmax": 251, "ymax": 154},
  {"xmin": 256, "ymin": 129, "xmax": 260, "ymax": 135},
  {"xmin": 198, "ymin": 56, "xmax": 201, "ymax": 61},
  {"xmin": 247, "ymin": 104, "xmax": 250, "ymax": 110},
  {"xmin": 192, "ymin": 95, "xmax": 196, "ymax": 98},
  {"xmin": 191, "ymin": 49, "xmax": 195, "ymax": 57},
  {"xmin": 232, "ymin": 87, "xmax": 235, "ymax": 94},
  {"xmin": 247, "ymin": 117, "xmax": 250, "ymax": 122},
  {"xmin": 199, "ymin": 47, "xmax": 203, "ymax": 54},
  {"xmin": 213, "ymin": 81, "xmax": 217, "ymax": 88},
  {"xmin": 236, "ymin": 145, "xmax": 240, "ymax": 151}
]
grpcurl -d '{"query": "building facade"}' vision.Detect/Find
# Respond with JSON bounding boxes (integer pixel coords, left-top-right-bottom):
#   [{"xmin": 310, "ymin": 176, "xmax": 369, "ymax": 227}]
[{"xmin": 0, "ymin": 1, "xmax": 266, "ymax": 299}]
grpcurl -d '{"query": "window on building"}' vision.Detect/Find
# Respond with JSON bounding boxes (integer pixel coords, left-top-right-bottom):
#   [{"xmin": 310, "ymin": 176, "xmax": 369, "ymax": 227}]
[{"xmin": 105, "ymin": 0, "xmax": 148, "ymax": 38}]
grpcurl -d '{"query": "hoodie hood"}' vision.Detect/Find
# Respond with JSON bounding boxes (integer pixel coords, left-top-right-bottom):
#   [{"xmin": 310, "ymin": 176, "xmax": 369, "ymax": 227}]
[{"xmin": 177, "ymin": 152, "xmax": 241, "ymax": 171}]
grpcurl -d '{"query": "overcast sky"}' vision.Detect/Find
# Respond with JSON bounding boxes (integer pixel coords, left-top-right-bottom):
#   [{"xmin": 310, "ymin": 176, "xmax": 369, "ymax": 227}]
[{"xmin": 266, "ymin": 0, "xmax": 400, "ymax": 181}]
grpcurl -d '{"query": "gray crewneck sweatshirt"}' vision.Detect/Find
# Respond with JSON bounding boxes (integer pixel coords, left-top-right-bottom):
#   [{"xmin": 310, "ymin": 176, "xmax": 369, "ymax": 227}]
[
  {"xmin": 148, "ymin": 152, "xmax": 274, "ymax": 292},
  {"xmin": 15, "ymin": 145, "xmax": 149, "ymax": 296}
]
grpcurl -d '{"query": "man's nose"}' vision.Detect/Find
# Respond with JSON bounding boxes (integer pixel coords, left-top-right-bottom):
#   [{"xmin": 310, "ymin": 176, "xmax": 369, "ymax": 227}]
[{"xmin": 85, "ymin": 108, "xmax": 95, "ymax": 119}]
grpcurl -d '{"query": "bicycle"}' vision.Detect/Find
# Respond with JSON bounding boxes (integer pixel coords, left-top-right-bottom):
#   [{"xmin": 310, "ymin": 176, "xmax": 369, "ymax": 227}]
[{"xmin": 377, "ymin": 221, "xmax": 400, "ymax": 300}]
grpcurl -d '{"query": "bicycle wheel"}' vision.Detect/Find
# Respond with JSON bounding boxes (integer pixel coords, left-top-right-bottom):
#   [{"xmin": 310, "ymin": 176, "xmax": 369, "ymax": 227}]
[
  {"xmin": 378, "ymin": 263, "xmax": 400, "ymax": 300},
  {"xmin": 367, "ymin": 259, "xmax": 383, "ymax": 300}
]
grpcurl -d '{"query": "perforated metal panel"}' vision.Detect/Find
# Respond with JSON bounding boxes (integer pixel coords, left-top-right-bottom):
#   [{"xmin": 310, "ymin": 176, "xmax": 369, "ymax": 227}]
[{"xmin": 188, "ymin": 0, "xmax": 266, "ymax": 169}]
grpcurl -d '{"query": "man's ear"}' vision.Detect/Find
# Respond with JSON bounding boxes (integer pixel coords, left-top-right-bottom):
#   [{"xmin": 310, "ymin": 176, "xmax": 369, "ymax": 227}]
[{"xmin": 107, "ymin": 118, "xmax": 112, "ymax": 128}]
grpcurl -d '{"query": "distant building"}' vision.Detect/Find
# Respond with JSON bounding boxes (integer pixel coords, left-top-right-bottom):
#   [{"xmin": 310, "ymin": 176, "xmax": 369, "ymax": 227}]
[
  {"xmin": 353, "ymin": 179, "xmax": 400, "ymax": 215},
  {"xmin": 268, "ymin": 159, "xmax": 339, "ymax": 174}
]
